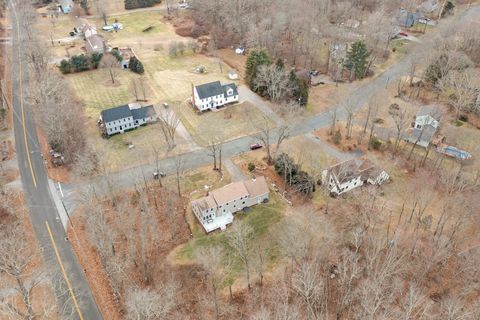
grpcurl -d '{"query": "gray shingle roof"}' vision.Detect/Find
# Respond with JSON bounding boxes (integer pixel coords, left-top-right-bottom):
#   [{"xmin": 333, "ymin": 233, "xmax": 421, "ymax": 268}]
[
  {"xmin": 101, "ymin": 105, "xmax": 131, "ymax": 123},
  {"xmin": 85, "ymin": 34, "xmax": 104, "ymax": 53},
  {"xmin": 411, "ymin": 124, "xmax": 437, "ymax": 143},
  {"xmin": 195, "ymin": 81, "xmax": 223, "ymax": 99},
  {"xmin": 417, "ymin": 105, "xmax": 441, "ymax": 120},
  {"xmin": 222, "ymin": 83, "xmax": 238, "ymax": 97},
  {"xmin": 131, "ymin": 105, "xmax": 155, "ymax": 120}
]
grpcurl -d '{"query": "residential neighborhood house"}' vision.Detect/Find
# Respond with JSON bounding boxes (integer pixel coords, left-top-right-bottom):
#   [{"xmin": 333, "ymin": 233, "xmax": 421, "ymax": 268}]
[
  {"xmin": 192, "ymin": 81, "xmax": 239, "ymax": 111},
  {"xmin": 321, "ymin": 159, "xmax": 389, "ymax": 196},
  {"xmin": 407, "ymin": 105, "xmax": 442, "ymax": 148},
  {"xmin": 100, "ymin": 103, "xmax": 156, "ymax": 136},
  {"xmin": 58, "ymin": 0, "xmax": 73, "ymax": 13},
  {"xmin": 396, "ymin": 8, "xmax": 421, "ymax": 28},
  {"xmin": 191, "ymin": 176, "xmax": 269, "ymax": 232},
  {"xmin": 85, "ymin": 34, "xmax": 105, "ymax": 53}
]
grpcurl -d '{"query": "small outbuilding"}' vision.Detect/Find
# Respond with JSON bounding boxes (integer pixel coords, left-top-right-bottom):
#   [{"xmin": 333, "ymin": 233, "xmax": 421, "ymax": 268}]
[{"xmin": 228, "ymin": 69, "xmax": 238, "ymax": 80}]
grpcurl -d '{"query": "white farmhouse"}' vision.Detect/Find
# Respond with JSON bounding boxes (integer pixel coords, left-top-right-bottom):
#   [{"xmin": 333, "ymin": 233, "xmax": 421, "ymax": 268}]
[
  {"xmin": 321, "ymin": 159, "xmax": 389, "ymax": 196},
  {"xmin": 191, "ymin": 176, "xmax": 269, "ymax": 233},
  {"xmin": 100, "ymin": 104, "xmax": 156, "ymax": 136},
  {"xmin": 192, "ymin": 81, "xmax": 239, "ymax": 111}
]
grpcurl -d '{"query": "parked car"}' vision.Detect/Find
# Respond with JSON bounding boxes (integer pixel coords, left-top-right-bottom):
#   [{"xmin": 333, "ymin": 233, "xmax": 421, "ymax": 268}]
[
  {"xmin": 250, "ymin": 143, "xmax": 262, "ymax": 150},
  {"xmin": 309, "ymin": 70, "xmax": 319, "ymax": 76},
  {"xmin": 399, "ymin": 32, "xmax": 408, "ymax": 37}
]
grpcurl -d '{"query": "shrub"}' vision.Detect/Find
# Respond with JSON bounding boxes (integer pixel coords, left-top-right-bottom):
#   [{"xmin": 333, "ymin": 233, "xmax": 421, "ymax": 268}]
[
  {"xmin": 129, "ymin": 57, "xmax": 144, "ymax": 74},
  {"xmin": 332, "ymin": 130, "xmax": 342, "ymax": 145},
  {"xmin": 59, "ymin": 59, "xmax": 71, "ymax": 74},
  {"xmin": 370, "ymin": 137, "xmax": 382, "ymax": 150},
  {"xmin": 248, "ymin": 162, "xmax": 255, "ymax": 172},
  {"xmin": 188, "ymin": 40, "xmax": 198, "ymax": 53},
  {"xmin": 459, "ymin": 114, "xmax": 468, "ymax": 122}
]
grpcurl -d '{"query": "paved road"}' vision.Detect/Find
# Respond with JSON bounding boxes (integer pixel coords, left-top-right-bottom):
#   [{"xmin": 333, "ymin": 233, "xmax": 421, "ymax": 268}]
[{"xmin": 8, "ymin": 0, "xmax": 102, "ymax": 319}]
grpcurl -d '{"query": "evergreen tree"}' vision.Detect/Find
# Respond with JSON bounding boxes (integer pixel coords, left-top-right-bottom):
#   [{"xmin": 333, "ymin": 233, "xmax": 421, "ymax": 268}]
[
  {"xmin": 343, "ymin": 40, "xmax": 370, "ymax": 80},
  {"xmin": 71, "ymin": 54, "xmax": 89, "ymax": 72},
  {"xmin": 288, "ymin": 70, "xmax": 309, "ymax": 106},
  {"xmin": 245, "ymin": 48, "xmax": 271, "ymax": 89},
  {"xmin": 129, "ymin": 56, "xmax": 138, "ymax": 72},
  {"xmin": 134, "ymin": 59, "xmax": 144, "ymax": 74},
  {"xmin": 90, "ymin": 52, "xmax": 103, "ymax": 69},
  {"xmin": 59, "ymin": 59, "xmax": 71, "ymax": 74}
]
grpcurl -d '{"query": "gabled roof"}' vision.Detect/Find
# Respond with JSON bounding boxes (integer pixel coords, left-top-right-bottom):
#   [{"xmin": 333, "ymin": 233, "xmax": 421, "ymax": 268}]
[
  {"xmin": 222, "ymin": 83, "xmax": 238, "ymax": 96},
  {"xmin": 195, "ymin": 81, "xmax": 224, "ymax": 99},
  {"xmin": 329, "ymin": 159, "xmax": 360, "ymax": 184},
  {"xmin": 210, "ymin": 181, "xmax": 249, "ymax": 205},
  {"xmin": 417, "ymin": 105, "xmax": 441, "ymax": 120},
  {"xmin": 85, "ymin": 34, "xmax": 104, "ymax": 53},
  {"xmin": 411, "ymin": 124, "xmax": 437, "ymax": 143},
  {"xmin": 101, "ymin": 105, "xmax": 131, "ymax": 123},
  {"xmin": 131, "ymin": 105, "xmax": 155, "ymax": 120},
  {"xmin": 243, "ymin": 176, "xmax": 269, "ymax": 198},
  {"xmin": 101, "ymin": 105, "xmax": 155, "ymax": 123},
  {"xmin": 192, "ymin": 195, "xmax": 217, "ymax": 212}
]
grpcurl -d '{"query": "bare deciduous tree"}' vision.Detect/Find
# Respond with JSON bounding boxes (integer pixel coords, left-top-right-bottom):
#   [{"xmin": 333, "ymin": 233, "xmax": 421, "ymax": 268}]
[
  {"xmin": 196, "ymin": 245, "xmax": 228, "ymax": 320},
  {"xmin": 253, "ymin": 64, "xmax": 294, "ymax": 101},
  {"xmin": 101, "ymin": 54, "xmax": 120, "ymax": 84},
  {"xmin": 158, "ymin": 109, "xmax": 180, "ymax": 151},
  {"xmin": 227, "ymin": 222, "xmax": 254, "ymax": 290},
  {"xmin": 126, "ymin": 283, "xmax": 178, "ymax": 320}
]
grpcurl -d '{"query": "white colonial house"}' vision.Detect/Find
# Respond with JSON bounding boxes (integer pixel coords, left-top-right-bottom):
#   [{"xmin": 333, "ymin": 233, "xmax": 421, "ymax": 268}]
[
  {"xmin": 192, "ymin": 81, "xmax": 239, "ymax": 111},
  {"xmin": 408, "ymin": 105, "xmax": 442, "ymax": 148},
  {"xmin": 100, "ymin": 104, "xmax": 156, "ymax": 136},
  {"xmin": 321, "ymin": 159, "xmax": 389, "ymax": 196},
  {"xmin": 191, "ymin": 176, "xmax": 269, "ymax": 233}
]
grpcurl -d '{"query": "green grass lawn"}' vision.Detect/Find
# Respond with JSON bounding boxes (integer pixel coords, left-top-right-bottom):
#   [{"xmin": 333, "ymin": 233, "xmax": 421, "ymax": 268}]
[
  {"xmin": 178, "ymin": 192, "xmax": 284, "ymax": 265},
  {"xmin": 66, "ymin": 68, "xmax": 142, "ymax": 118}
]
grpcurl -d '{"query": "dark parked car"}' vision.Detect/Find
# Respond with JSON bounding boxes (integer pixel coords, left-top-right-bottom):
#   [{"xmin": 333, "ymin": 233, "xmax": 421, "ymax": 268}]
[{"xmin": 250, "ymin": 143, "xmax": 262, "ymax": 150}]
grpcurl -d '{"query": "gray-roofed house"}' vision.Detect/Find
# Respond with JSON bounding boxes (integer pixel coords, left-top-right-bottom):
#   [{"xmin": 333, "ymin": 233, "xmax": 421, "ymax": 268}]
[
  {"xmin": 100, "ymin": 104, "xmax": 156, "ymax": 136},
  {"xmin": 191, "ymin": 177, "xmax": 269, "ymax": 233},
  {"xmin": 85, "ymin": 34, "xmax": 105, "ymax": 53},
  {"xmin": 192, "ymin": 81, "xmax": 239, "ymax": 111},
  {"xmin": 397, "ymin": 8, "xmax": 421, "ymax": 27},
  {"xmin": 58, "ymin": 0, "xmax": 73, "ymax": 13},
  {"xmin": 321, "ymin": 159, "xmax": 389, "ymax": 196},
  {"xmin": 407, "ymin": 105, "xmax": 442, "ymax": 147}
]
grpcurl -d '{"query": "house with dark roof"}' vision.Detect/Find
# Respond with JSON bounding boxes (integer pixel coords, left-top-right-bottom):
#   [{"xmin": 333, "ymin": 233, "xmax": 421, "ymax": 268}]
[
  {"xmin": 407, "ymin": 105, "xmax": 442, "ymax": 148},
  {"xmin": 321, "ymin": 159, "xmax": 389, "ymax": 196},
  {"xmin": 192, "ymin": 81, "xmax": 239, "ymax": 111},
  {"xmin": 100, "ymin": 104, "xmax": 156, "ymax": 136},
  {"xmin": 191, "ymin": 176, "xmax": 269, "ymax": 232}
]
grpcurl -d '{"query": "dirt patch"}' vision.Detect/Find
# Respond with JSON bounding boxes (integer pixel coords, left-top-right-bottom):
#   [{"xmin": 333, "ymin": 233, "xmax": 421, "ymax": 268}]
[
  {"xmin": 169, "ymin": 15, "xmax": 196, "ymax": 38},
  {"xmin": 216, "ymin": 49, "xmax": 247, "ymax": 77}
]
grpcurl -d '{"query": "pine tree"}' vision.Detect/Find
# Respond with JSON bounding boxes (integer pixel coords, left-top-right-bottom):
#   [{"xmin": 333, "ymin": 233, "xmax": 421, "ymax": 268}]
[
  {"xmin": 59, "ymin": 59, "xmax": 71, "ymax": 74},
  {"xmin": 129, "ymin": 56, "xmax": 138, "ymax": 72},
  {"xmin": 344, "ymin": 40, "xmax": 370, "ymax": 80},
  {"xmin": 245, "ymin": 48, "xmax": 271, "ymax": 89}
]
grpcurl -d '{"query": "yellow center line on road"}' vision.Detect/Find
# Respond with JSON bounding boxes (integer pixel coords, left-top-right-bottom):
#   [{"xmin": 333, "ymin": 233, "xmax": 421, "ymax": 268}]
[
  {"xmin": 45, "ymin": 221, "xmax": 85, "ymax": 320},
  {"xmin": 13, "ymin": 4, "xmax": 37, "ymax": 188}
]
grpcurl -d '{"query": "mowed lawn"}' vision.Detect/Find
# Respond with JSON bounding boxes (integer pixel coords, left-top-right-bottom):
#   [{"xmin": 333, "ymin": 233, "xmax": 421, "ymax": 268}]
[
  {"xmin": 86, "ymin": 120, "xmax": 190, "ymax": 172},
  {"xmin": 100, "ymin": 11, "xmax": 169, "ymax": 43},
  {"xmin": 65, "ymin": 68, "xmax": 141, "ymax": 118},
  {"xmin": 173, "ymin": 101, "xmax": 271, "ymax": 146}
]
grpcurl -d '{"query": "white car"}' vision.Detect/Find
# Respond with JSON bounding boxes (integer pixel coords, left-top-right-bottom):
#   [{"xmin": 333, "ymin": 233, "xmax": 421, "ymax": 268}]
[{"xmin": 102, "ymin": 25, "xmax": 114, "ymax": 32}]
